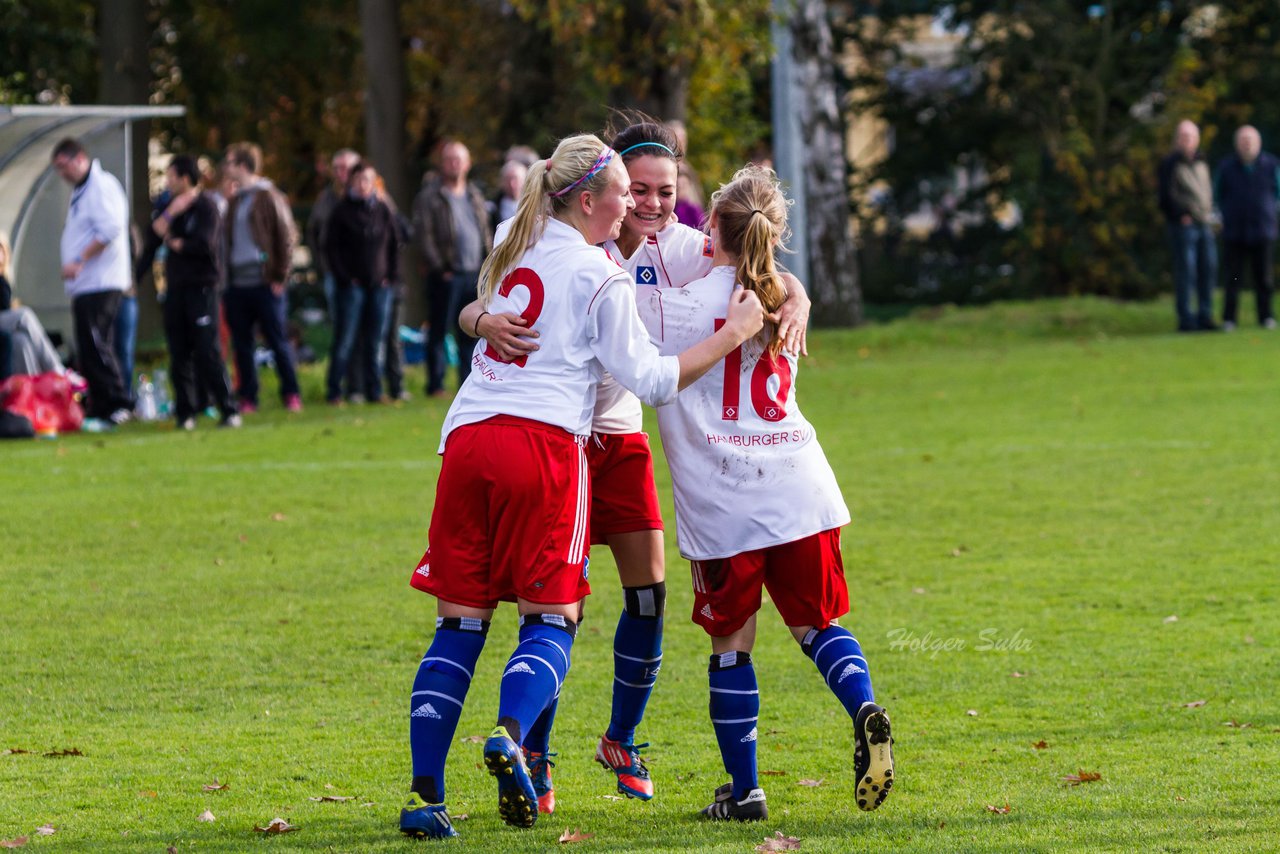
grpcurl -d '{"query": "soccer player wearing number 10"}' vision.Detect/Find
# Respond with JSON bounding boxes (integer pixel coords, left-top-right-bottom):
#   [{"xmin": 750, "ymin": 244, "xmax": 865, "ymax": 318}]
[
  {"xmin": 399, "ymin": 134, "xmax": 765, "ymax": 838},
  {"xmin": 637, "ymin": 165, "xmax": 895, "ymax": 822}
]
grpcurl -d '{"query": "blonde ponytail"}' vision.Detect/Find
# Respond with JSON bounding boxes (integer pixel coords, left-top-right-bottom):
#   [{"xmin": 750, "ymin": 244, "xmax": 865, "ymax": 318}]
[
  {"xmin": 478, "ymin": 133, "xmax": 619, "ymax": 304},
  {"xmin": 710, "ymin": 166, "xmax": 790, "ymax": 354}
]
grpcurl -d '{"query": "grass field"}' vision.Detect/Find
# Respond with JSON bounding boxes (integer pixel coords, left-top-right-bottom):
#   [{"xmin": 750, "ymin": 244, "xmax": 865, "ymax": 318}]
[{"xmin": 3, "ymin": 297, "xmax": 1279, "ymax": 852}]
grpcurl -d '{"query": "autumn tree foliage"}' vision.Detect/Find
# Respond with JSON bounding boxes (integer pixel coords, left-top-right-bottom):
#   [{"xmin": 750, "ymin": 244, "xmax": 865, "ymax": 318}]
[{"xmin": 841, "ymin": 0, "xmax": 1280, "ymax": 302}]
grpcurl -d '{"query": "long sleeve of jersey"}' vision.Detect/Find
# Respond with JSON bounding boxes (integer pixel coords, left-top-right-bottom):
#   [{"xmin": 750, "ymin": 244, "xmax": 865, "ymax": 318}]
[{"xmin": 587, "ymin": 274, "xmax": 680, "ymax": 408}]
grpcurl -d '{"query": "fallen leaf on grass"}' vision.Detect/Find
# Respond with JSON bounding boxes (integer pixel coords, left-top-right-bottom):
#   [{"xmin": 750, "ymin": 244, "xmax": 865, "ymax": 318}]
[
  {"xmin": 238, "ymin": 534, "xmax": 248, "ymax": 543},
  {"xmin": 270, "ymin": 512, "xmax": 287, "ymax": 522},
  {"xmin": 797, "ymin": 779, "xmax": 825, "ymax": 787},
  {"xmin": 912, "ymin": 587, "xmax": 927, "ymax": 595},
  {"xmin": 1175, "ymin": 796, "xmax": 1186, "ymax": 802},
  {"xmin": 213, "ymin": 558, "xmax": 224, "ymax": 566},
  {"xmin": 34, "ymin": 826, "xmax": 54, "ymax": 837},
  {"xmin": 459, "ymin": 735, "xmax": 484, "ymax": 744},
  {"xmin": 254, "ymin": 818, "xmax": 298, "ymax": 834},
  {"xmin": 308, "ymin": 796, "xmax": 353, "ymax": 802},
  {"xmin": 360, "ymin": 802, "xmax": 377, "ymax": 808},
  {"xmin": 558, "ymin": 828, "xmax": 593, "ymax": 843},
  {"xmin": 1009, "ymin": 671, "xmax": 1025, "ymax": 678},
  {"xmin": 167, "ymin": 847, "xmax": 178, "ymax": 853},
  {"xmin": 44, "ymin": 748, "xmax": 83, "ymax": 757},
  {"xmin": 760, "ymin": 770, "xmax": 787, "ymax": 776},
  {"xmin": 0, "ymin": 838, "xmax": 26, "ymax": 849},
  {"xmin": 600, "ymin": 795, "xmax": 624, "ymax": 801},
  {"xmin": 966, "ymin": 710, "xmax": 980, "ymax": 717},
  {"xmin": 202, "ymin": 780, "xmax": 229, "ymax": 791},
  {"xmin": 1032, "ymin": 740, "xmax": 1049, "ymax": 750},
  {"xmin": 139, "ymin": 790, "xmax": 157, "ymax": 798},
  {"xmin": 3, "ymin": 748, "xmax": 30, "ymax": 755},
  {"xmin": 1163, "ymin": 615, "xmax": 1178, "ymax": 624},
  {"xmin": 951, "ymin": 546, "xmax": 969, "ymax": 557},
  {"xmin": 756, "ymin": 831, "xmax": 802, "ymax": 851},
  {"xmin": 324, "ymin": 783, "xmax": 335, "ymax": 789},
  {"xmin": 198, "ymin": 810, "xmax": 215, "ymax": 822},
  {"xmin": 1223, "ymin": 720, "xmax": 1253, "ymax": 728},
  {"xmin": 1062, "ymin": 770, "xmax": 1102, "ymax": 786},
  {"xmin": 1182, "ymin": 699, "xmax": 1207, "ymax": 708},
  {"xmin": 985, "ymin": 802, "xmax": 1012, "ymax": 814},
  {"xmin": 452, "ymin": 814, "xmax": 468, "ymax": 821}
]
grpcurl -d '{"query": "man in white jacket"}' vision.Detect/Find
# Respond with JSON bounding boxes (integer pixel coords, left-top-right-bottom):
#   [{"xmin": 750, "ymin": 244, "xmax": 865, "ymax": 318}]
[{"xmin": 52, "ymin": 138, "xmax": 134, "ymax": 425}]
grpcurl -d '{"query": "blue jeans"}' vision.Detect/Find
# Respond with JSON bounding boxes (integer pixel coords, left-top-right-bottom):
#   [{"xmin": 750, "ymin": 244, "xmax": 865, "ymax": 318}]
[
  {"xmin": 1168, "ymin": 222, "xmax": 1217, "ymax": 330},
  {"xmin": 328, "ymin": 284, "xmax": 395, "ymax": 401},
  {"xmin": 224, "ymin": 284, "xmax": 301, "ymax": 405},
  {"xmin": 425, "ymin": 270, "xmax": 479, "ymax": 394},
  {"xmin": 114, "ymin": 294, "xmax": 138, "ymax": 390}
]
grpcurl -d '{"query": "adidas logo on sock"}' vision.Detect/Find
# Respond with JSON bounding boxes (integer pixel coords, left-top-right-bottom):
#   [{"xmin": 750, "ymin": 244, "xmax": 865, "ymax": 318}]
[
  {"xmin": 838, "ymin": 662, "xmax": 866, "ymax": 683},
  {"xmin": 740, "ymin": 727, "xmax": 758, "ymax": 743},
  {"xmin": 700, "ymin": 604, "xmax": 715, "ymax": 620},
  {"xmin": 411, "ymin": 702, "xmax": 441, "ymax": 719},
  {"xmin": 504, "ymin": 661, "xmax": 536, "ymax": 677}
]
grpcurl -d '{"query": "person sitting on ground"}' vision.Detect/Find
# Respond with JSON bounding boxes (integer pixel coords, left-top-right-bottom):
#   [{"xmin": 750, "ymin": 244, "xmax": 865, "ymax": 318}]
[{"xmin": 0, "ymin": 232, "xmax": 83, "ymax": 385}]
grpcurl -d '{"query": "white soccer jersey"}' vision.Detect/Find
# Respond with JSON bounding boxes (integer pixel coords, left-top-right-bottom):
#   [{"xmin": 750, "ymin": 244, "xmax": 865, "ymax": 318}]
[
  {"xmin": 637, "ymin": 266, "xmax": 850, "ymax": 560},
  {"xmin": 592, "ymin": 223, "xmax": 717, "ymax": 433},
  {"xmin": 439, "ymin": 217, "xmax": 681, "ymax": 451}
]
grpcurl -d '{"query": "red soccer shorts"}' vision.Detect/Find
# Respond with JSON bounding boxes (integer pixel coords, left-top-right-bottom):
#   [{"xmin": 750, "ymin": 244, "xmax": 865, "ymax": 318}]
[
  {"xmin": 587, "ymin": 431, "xmax": 664, "ymax": 544},
  {"xmin": 410, "ymin": 415, "xmax": 591, "ymax": 608},
  {"xmin": 689, "ymin": 528, "xmax": 849, "ymax": 637}
]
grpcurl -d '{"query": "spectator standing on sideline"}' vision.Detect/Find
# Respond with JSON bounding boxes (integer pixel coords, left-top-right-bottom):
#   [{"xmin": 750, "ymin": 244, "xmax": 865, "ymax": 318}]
[
  {"xmin": 323, "ymin": 161, "xmax": 399, "ymax": 405},
  {"xmin": 1158, "ymin": 120, "xmax": 1218, "ymax": 333},
  {"xmin": 412, "ymin": 140, "xmax": 491, "ymax": 397},
  {"xmin": 51, "ymin": 138, "xmax": 134, "ymax": 426},
  {"xmin": 136, "ymin": 155, "xmax": 240, "ymax": 430},
  {"xmin": 222, "ymin": 142, "xmax": 303, "ymax": 412},
  {"xmin": 308, "ymin": 148, "xmax": 361, "ymax": 314},
  {"xmin": 1216, "ymin": 125, "xmax": 1280, "ymax": 331},
  {"xmin": 488, "ymin": 160, "xmax": 526, "ymax": 233}
]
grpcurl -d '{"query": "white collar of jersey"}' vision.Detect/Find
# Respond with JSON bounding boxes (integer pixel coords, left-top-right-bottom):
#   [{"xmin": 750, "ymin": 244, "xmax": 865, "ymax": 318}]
[{"xmin": 544, "ymin": 215, "xmax": 590, "ymax": 246}]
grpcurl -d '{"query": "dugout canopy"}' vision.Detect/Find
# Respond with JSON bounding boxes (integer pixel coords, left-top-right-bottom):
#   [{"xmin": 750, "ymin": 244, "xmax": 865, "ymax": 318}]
[{"xmin": 0, "ymin": 105, "xmax": 183, "ymax": 342}]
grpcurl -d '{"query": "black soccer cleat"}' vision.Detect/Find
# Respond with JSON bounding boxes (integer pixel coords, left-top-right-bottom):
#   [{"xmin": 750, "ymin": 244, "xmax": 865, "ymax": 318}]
[
  {"xmin": 483, "ymin": 726, "xmax": 538, "ymax": 828},
  {"xmin": 854, "ymin": 701, "xmax": 895, "ymax": 811},
  {"xmin": 699, "ymin": 786, "xmax": 767, "ymax": 821}
]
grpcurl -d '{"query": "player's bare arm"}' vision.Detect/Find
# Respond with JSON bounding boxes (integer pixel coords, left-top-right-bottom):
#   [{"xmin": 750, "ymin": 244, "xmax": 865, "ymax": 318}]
[{"xmin": 459, "ymin": 298, "xmax": 540, "ymax": 361}]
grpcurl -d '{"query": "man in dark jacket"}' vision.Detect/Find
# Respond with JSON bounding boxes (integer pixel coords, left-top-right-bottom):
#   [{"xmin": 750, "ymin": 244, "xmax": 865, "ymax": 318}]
[
  {"xmin": 412, "ymin": 140, "xmax": 491, "ymax": 396},
  {"xmin": 137, "ymin": 155, "xmax": 239, "ymax": 429},
  {"xmin": 1157, "ymin": 120, "xmax": 1217, "ymax": 332},
  {"xmin": 1216, "ymin": 125, "xmax": 1280, "ymax": 330},
  {"xmin": 323, "ymin": 161, "xmax": 399, "ymax": 404},
  {"xmin": 223, "ymin": 141, "xmax": 303, "ymax": 412}
]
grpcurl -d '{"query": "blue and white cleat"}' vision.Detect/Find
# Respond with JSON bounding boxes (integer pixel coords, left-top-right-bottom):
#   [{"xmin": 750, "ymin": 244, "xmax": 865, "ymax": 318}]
[
  {"xmin": 484, "ymin": 726, "xmax": 538, "ymax": 828},
  {"xmin": 399, "ymin": 792, "xmax": 458, "ymax": 839}
]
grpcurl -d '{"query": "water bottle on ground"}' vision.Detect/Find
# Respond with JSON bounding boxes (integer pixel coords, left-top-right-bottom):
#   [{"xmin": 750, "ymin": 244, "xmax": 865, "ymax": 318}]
[{"xmin": 136, "ymin": 374, "xmax": 159, "ymax": 421}]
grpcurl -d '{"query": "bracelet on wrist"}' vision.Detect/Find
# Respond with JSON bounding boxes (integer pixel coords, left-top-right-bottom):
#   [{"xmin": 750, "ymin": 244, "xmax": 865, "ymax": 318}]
[{"xmin": 473, "ymin": 310, "xmax": 489, "ymax": 338}]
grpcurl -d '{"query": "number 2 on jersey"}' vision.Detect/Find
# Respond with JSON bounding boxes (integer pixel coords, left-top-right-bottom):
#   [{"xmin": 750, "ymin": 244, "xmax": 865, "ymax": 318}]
[
  {"xmin": 483, "ymin": 267, "xmax": 546, "ymax": 367},
  {"xmin": 714, "ymin": 319, "xmax": 793, "ymax": 422}
]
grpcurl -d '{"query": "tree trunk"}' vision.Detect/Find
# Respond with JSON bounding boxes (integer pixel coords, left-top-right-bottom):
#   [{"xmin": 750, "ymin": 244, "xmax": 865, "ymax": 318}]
[
  {"xmin": 359, "ymin": 0, "xmax": 409, "ymax": 212},
  {"xmin": 359, "ymin": 0, "xmax": 422, "ymax": 323},
  {"xmin": 98, "ymin": 0, "xmax": 159, "ymax": 342},
  {"xmin": 789, "ymin": 0, "xmax": 862, "ymax": 325}
]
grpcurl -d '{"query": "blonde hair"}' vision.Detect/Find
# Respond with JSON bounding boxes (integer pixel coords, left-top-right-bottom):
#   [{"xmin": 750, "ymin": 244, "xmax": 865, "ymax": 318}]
[
  {"xmin": 478, "ymin": 134, "xmax": 617, "ymax": 304},
  {"xmin": 710, "ymin": 165, "xmax": 790, "ymax": 354},
  {"xmin": 0, "ymin": 231, "xmax": 10, "ymax": 277}
]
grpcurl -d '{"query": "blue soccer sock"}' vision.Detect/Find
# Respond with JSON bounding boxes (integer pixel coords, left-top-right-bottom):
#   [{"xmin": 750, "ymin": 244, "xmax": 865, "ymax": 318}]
[
  {"xmin": 802, "ymin": 624, "xmax": 874, "ymax": 720},
  {"xmin": 410, "ymin": 616, "xmax": 489, "ymax": 803},
  {"xmin": 495, "ymin": 614, "xmax": 576, "ymax": 744},
  {"xmin": 606, "ymin": 582, "xmax": 665, "ymax": 744},
  {"xmin": 708, "ymin": 651, "xmax": 760, "ymax": 801},
  {"xmin": 523, "ymin": 694, "xmax": 559, "ymax": 754}
]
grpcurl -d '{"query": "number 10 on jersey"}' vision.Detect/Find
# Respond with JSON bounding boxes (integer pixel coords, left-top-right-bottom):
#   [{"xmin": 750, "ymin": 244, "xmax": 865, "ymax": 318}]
[{"xmin": 714, "ymin": 318, "xmax": 793, "ymax": 423}]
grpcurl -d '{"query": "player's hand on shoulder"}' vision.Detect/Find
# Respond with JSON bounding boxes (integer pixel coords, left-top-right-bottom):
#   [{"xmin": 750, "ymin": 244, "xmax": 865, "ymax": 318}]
[
  {"xmin": 776, "ymin": 273, "xmax": 811, "ymax": 357},
  {"xmin": 480, "ymin": 312, "xmax": 540, "ymax": 361},
  {"xmin": 725, "ymin": 287, "xmax": 765, "ymax": 342}
]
